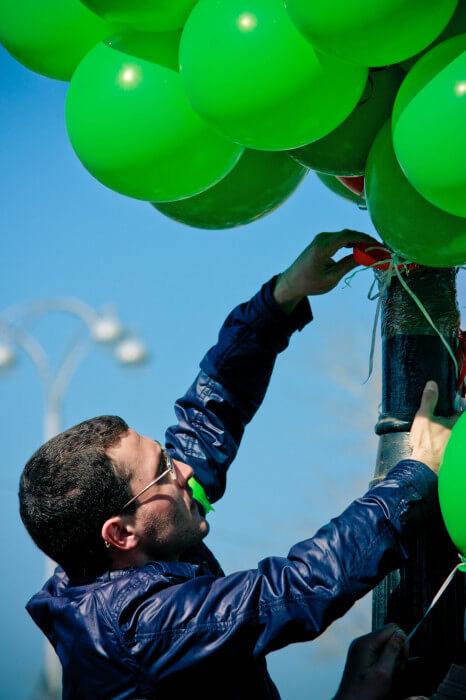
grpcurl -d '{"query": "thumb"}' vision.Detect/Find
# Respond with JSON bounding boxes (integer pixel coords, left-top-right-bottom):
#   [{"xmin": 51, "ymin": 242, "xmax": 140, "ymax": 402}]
[
  {"xmin": 331, "ymin": 254, "xmax": 358, "ymax": 281},
  {"xmin": 417, "ymin": 380, "xmax": 439, "ymax": 417},
  {"xmin": 376, "ymin": 628, "xmax": 406, "ymax": 678}
]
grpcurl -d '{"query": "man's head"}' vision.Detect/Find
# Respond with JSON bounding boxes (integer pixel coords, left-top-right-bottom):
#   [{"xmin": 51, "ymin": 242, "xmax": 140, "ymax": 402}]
[
  {"xmin": 103, "ymin": 429, "xmax": 209, "ymax": 567},
  {"xmin": 19, "ymin": 417, "xmax": 209, "ymax": 579}
]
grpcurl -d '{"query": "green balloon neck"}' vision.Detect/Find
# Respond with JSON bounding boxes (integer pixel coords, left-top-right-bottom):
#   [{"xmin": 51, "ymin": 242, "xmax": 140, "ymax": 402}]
[
  {"xmin": 105, "ymin": 30, "xmax": 182, "ymax": 72},
  {"xmin": 188, "ymin": 477, "xmax": 214, "ymax": 514},
  {"xmin": 459, "ymin": 556, "xmax": 466, "ymax": 573}
]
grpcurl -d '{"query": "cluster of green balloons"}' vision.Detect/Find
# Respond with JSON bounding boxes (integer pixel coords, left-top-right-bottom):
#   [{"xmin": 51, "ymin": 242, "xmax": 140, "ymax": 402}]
[
  {"xmin": 1, "ymin": 0, "xmax": 465, "ymax": 239},
  {"xmin": 3, "ymin": 0, "xmax": 466, "ymax": 568}
]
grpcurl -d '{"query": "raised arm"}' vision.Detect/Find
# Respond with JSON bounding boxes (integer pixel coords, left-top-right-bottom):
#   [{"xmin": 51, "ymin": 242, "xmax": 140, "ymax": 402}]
[{"xmin": 165, "ymin": 230, "xmax": 376, "ymax": 502}]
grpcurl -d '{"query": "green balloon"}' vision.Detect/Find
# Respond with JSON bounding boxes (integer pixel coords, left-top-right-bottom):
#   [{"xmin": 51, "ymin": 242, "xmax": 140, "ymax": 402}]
[
  {"xmin": 80, "ymin": 0, "xmax": 197, "ymax": 31},
  {"xmin": 315, "ymin": 172, "xmax": 364, "ymax": 205},
  {"xmin": 393, "ymin": 35, "xmax": 466, "ymax": 219},
  {"xmin": 0, "ymin": 0, "xmax": 115, "ymax": 80},
  {"xmin": 365, "ymin": 121, "xmax": 466, "ymax": 266},
  {"xmin": 65, "ymin": 31, "xmax": 243, "ymax": 202},
  {"xmin": 289, "ymin": 67, "xmax": 404, "ymax": 176},
  {"xmin": 439, "ymin": 412, "xmax": 466, "ymax": 556},
  {"xmin": 180, "ymin": 0, "xmax": 368, "ymax": 151},
  {"xmin": 400, "ymin": 0, "xmax": 466, "ymax": 72},
  {"xmin": 285, "ymin": 0, "xmax": 458, "ymax": 67},
  {"xmin": 153, "ymin": 150, "xmax": 307, "ymax": 229}
]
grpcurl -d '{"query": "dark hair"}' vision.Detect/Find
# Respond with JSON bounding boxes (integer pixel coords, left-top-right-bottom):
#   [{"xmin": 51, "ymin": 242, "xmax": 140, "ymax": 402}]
[{"xmin": 19, "ymin": 415, "xmax": 134, "ymax": 579}]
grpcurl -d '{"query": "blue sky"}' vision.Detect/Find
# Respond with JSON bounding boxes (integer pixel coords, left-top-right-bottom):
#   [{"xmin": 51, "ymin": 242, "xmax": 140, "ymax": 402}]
[{"xmin": 1, "ymin": 40, "xmax": 464, "ymax": 700}]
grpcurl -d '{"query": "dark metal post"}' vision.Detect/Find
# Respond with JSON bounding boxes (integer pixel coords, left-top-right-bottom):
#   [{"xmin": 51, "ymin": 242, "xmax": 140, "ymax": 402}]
[{"xmin": 372, "ymin": 267, "xmax": 466, "ymax": 698}]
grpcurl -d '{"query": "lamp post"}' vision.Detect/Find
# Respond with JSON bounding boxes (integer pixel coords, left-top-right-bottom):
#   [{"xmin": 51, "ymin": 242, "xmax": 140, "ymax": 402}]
[{"xmin": 0, "ymin": 297, "xmax": 149, "ymax": 700}]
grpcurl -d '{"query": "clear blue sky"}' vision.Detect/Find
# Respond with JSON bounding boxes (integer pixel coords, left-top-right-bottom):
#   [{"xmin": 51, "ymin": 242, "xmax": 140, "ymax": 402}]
[{"xmin": 1, "ymin": 42, "xmax": 464, "ymax": 700}]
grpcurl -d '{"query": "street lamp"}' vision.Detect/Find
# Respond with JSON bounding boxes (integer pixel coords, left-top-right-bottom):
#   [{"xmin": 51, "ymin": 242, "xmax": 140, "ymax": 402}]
[
  {"xmin": 0, "ymin": 341, "xmax": 16, "ymax": 368},
  {"xmin": 91, "ymin": 306, "xmax": 123, "ymax": 343},
  {"xmin": 115, "ymin": 337, "xmax": 148, "ymax": 365},
  {"xmin": 0, "ymin": 297, "xmax": 149, "ymax": 700}
]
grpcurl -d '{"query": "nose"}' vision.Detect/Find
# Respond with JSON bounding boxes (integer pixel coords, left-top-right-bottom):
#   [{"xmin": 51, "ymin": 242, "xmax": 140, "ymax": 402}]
[{"xmin": 174, "ymin": 460, "xmax": 193, "ymax": 487}]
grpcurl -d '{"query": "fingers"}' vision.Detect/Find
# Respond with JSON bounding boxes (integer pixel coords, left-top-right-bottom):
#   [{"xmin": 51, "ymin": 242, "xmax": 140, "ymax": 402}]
[
  {"xmin": 376, "ymin": 628, "xmax": 407, "ymax": 678},
  {"xmin": 320, "ymin": 230, "xmax": 379, "ymax": 257},
  {"xmin": 417, "ymin": 380, "xmax": 439, "ymax": 417},
  {"xmin": 367, "ymin": 623, "xmax": 401, "ymax": 653}
]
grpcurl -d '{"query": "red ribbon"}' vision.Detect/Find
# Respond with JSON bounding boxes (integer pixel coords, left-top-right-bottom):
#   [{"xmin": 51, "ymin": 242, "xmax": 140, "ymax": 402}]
[
  {"xmin": 353, "ymin": 242, "xmax": 420, "ymax": 273},
  {"xmin": 336, "ymin": 175, "xmax": 365, "ymax": 196}
]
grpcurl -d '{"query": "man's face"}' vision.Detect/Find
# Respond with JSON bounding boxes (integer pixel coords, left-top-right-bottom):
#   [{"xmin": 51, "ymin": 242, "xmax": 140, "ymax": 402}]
[{"xmin": 106, "ymin": 429, "xmax": 209, "ymax": 561}]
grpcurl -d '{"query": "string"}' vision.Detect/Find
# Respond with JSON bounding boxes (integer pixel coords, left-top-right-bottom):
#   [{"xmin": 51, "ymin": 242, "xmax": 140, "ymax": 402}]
[
  {"xmin": 343, "ymin": 266, "xmax": 368, "ymax": 289},
  {"xmin": 364, "ymin": 296, "xmax": 382, "ymax": 384},
  {"xmin": 346, "ymin": 246, "xmax": 462, "ymax": 389},
  {"xmin": 366, "ymin": 263, "xmax": 399, "ymax": 382},
  {"xmin": 406, "ymin": 556, "xmax": 465, "ymax": 643},
  {"xmin": 392, "ymin": 260, "xmax": 459, "ymax": 377},
  {"xmin": 343, "ymin": 247, "xmax": 399, "ymax": 382}
]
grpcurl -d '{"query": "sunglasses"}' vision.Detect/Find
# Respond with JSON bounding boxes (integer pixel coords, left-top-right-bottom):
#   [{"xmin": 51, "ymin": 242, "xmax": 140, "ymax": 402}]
[{"xmin": 121, "ymin": 445, "xmax": 177, "ymax": 511}]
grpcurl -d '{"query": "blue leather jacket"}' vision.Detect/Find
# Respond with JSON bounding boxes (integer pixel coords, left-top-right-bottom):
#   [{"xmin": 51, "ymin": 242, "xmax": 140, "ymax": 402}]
[{"xmin": 27, "ymin": 278, "xmax": 438, "ymax": 699}]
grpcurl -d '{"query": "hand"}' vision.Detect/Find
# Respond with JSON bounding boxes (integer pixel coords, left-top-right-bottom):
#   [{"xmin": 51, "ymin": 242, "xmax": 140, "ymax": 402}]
[
  {"xmin": 409, "ymin": 381, "xmax": 458, "ymax": 475},
  {"xmin": 333, "ymin": 624, "xmax": 409, "ymax": 700},
  {"xmin": 273, "ymin": 230, "xmax": 379, "ymax": 313}
]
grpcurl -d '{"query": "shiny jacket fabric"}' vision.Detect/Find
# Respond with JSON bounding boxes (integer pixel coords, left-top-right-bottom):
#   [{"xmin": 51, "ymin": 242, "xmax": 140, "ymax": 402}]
[{"xmin": 27, "ymin": 278, "xmax": 438, "ymax": 699}]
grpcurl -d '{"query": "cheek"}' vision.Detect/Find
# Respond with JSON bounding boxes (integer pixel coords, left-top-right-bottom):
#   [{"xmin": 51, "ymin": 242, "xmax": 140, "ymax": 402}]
[{"xmin": 139, "ymin": 497, "xmax": 188, "ymax": 537}]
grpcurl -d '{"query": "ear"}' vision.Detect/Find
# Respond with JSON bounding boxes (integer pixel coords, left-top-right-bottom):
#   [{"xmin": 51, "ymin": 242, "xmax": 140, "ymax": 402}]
[{"xmin": 102, "ymin": 516, "xmax": 139, "ymax": 551}]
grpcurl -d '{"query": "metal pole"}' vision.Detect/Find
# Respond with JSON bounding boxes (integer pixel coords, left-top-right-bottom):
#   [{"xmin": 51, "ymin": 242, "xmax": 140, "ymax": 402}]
[
  {"xmin": 372, "ymin": 266, "xmax": 466, "ymax": 698},
  {"xmin": 43, "ymin": 394, "xmax": 63, "ymax": 700}
]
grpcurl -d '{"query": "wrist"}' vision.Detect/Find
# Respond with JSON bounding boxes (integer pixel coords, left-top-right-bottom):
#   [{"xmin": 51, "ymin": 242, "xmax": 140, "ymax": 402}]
[
  {"xmin": 273, "ymin": 272, "xmax": 305, "ymax": 315},
  {"xmin": 410, "ymin": 450, "xmax": 440, "ymax": 474}
]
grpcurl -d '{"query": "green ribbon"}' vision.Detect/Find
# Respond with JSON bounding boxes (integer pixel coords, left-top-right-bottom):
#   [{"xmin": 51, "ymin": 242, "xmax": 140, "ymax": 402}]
[
  {"xmin": 188, "ymin": 477, "xmax": 214, "ymax": 514},
  {"xmin": 345, "ymin": 250, "xmax": 462, "ymax": 398}
]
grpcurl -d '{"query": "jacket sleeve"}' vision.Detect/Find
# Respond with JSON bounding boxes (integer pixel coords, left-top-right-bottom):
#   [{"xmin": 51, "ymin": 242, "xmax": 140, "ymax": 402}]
[
  {"xmin": 116, "ymin": 461, "xmax": 438, "ymax": 681},
  {"xmin": 164, "ymin": 276, "xmax": 312, "ymax": 503}
]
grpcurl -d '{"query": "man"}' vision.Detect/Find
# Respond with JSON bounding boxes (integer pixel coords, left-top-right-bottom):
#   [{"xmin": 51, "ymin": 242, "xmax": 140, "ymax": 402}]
[{"xmin": 19, "ymin": 231, "xmax": 455, "ymax": 699}]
